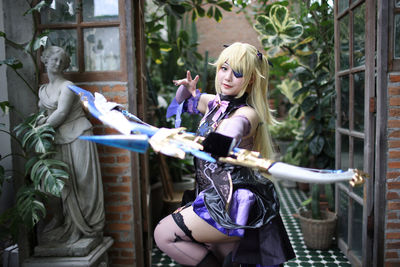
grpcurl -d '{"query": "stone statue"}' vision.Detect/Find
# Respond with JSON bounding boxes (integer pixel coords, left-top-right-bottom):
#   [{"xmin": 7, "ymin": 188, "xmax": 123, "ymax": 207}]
[{"xmin": 37, "ymin": 46, "xmax": 105, "ymax": 247}]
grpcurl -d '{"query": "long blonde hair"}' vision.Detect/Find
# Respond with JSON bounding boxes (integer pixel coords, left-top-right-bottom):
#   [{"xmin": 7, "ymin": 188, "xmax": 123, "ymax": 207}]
[{"xmin": 213, "ymin": 42, "xmax": 276, "ymax": 159}]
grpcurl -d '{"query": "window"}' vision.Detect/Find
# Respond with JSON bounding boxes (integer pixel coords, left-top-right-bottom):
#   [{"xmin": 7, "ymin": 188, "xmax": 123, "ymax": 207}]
[{"xmin": 38, "ymin": 0, "xmax": 126, "ymax": 82}]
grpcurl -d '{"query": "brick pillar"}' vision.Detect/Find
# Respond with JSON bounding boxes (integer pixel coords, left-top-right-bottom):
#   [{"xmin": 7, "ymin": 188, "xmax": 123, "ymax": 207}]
[
  {"xmin": 79, "ymin": 83, "xmax": 137, "ymax": 266},
  {"xmin": 385, "ymin": 73, "xmax": 400, "ymax": 266}
]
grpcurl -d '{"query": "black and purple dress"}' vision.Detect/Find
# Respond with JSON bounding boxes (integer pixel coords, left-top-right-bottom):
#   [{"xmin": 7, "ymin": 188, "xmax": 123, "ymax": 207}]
[{"xmin": 167, "ymin": 89, "xmax": 295, "ymax": 266}]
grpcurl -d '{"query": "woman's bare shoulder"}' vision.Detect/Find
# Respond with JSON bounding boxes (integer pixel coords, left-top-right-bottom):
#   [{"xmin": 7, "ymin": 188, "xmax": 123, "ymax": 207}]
[
  {"xmin": 200, "ymin": 93, "xmax": 215, "ymax": 103},
  {"xmin": 234, "ymin": 106, "xmax": 258, "ymax": 119},
  {"xmin": 197, "ymin": 93, "xmax": 216, "ymax": 114}
]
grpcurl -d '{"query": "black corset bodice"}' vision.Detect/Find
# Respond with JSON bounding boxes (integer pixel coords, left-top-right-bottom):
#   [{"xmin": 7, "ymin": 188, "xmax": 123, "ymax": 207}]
[{"xmin": 194, "ymin": 93, "xmax": 248, "ymax": 204}]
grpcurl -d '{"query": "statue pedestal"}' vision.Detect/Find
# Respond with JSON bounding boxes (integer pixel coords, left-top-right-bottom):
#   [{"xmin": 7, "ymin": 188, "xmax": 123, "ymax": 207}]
[
  {"xmin": 23, "ymin": 236, "xmax": 113, "ymax": 267},
  {"xmin": 34, "ymin": 237, "xmax": 103, "ymax": 257}
]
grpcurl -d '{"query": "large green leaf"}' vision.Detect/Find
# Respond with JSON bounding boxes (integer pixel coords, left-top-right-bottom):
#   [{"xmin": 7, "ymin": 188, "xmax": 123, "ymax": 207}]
[
  {"xmin": 146, "ymin": 24, "xmax": 164, "ymax": 34},
  {"xmin": 254, "ymin": 4, "xmax": 303, "ymax": 53},
  {"xmin": 206, "ymin": 6, "xmax": 214, "ymax": 18},
  {"xmin": 25, "ymin": 156, "xmax": 39, "ymax": 176},
  {"xmin": 33, "ymin": 35, "xmax": 49, "ymax": 51},
  {"xmin": 255, "ymin": 16, "xmax": 276, "ymax": 36},
  {"xmin": 0, "ymin": 101, "xmax": 11, "ymax": 114},
  {"xmin": 192, "ymin": 8, "xmax": 198, "ymax": 21},
  {"xmin": 311, "ymin": 184, "xmax": 321, "ymax": 219},
  {"xmin": 178, "ymin": 30, "xmax": 189, "ymax": 44},
  {"xmin": 276, "ymin": 78, "xmax": 302, "ymax": 104},
  {"xmin": 265, "ymin": 46, "xmax": 282, "ymax": 58},
  {"xmin": 196, "ymin": 5, "xmax": 205, "ymax": 17},
  {"xmin": 24, "ymin": 125, "xmax": 55, "ymax": 153},
  {"xmin": 300, "ymin": 95, "xmax": 317, "ymax": 113},
  {"xmin": 271, "ymin": 5, "xmax": 288, "ymax": 28},
  {"xmin": 256, "ymin": 15, "xmax": 269, "ymax": 27},
  {"xmin": 14, "ymin": 112, "xmax": 41, "ymax": 136},
  {"xmin": 216, "ymin": 1, "xmax": 232, "ymax": 11},
  {"xmin": 214, "ymin": 7, "xmax": 222, "ymax": 22},
  {"xmin": 30, "ymin": 157, "xmax": 68, "ymax": 196},
  {"xmin": 325, "ymin": 184, "xmax": 335, "ymax": 211},
  {"xmin": 0, "ymin": 58, "xmax": 23, "ymax": 70},
  {"xmin": 16, "ymin": 187, "xmax": 46, "ymax": 229},
  {"xmin": 24, "ymin": 0, "xmax": 53, "ymax": 15},
  {"xmin": 160, "ymin": 43, "xmax": 172, "ymax": 52},
  {"xmin": 14, "ymin": 111, "xmax": 55, "ymax": 154},
  {"xmin": 309, "ymin": 135, "xmax": 325, "ymax": 155},
  {"xmin": 284, "ymin": 24, "xmax": 304, "ymax": 40},
  {"xmin": 303, "ymin": 120, "xmax": 315, "ymax": 138},
  {"xmin": 163, "ymin": 4, "xmax": 186, "ymax": 19}
]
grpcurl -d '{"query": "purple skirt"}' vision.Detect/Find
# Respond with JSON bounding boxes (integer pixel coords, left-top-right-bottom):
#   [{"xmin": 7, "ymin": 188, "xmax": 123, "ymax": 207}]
[
  {"xmin": 192, "ymin": 188, "xmax": 283, "ymax": 267},
  {"xmin": 193, "ymin": 188, "xmax": 256, "ymax": 237}
]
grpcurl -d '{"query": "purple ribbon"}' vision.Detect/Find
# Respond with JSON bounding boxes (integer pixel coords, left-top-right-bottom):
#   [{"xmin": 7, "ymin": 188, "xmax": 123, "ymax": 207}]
[{"xmin": 211, "ymin": 95, "xmax": 229, "ymax": 122}]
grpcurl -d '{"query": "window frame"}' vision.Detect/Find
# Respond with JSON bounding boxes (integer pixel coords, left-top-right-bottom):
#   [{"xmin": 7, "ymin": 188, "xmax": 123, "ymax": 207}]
[{"xmin": 37, "ymin": 0, "xmax": 127, "ymax": 82}]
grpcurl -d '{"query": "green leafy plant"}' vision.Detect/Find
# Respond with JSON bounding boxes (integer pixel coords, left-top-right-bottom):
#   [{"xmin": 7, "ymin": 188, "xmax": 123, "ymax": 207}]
[
  {"xmin": 0, "ymin": 0, "xmax": 70, "ymax": 242},
  {"xmin": 146, "ymin": 0, "xmax": 232, "ymax": 66},
  {"xmin": 0, "ymin": 24, "xmax": 50, "ymax": 97},
  {"xmin": 253, "ymin": 1, "xmax": 335, "ymax": 168},
  {"xmin": 254, "ymin": 4, "xmax": 303, "ymax": 57},
  {"xmin": 0, "ymin": 109, "xmax": 69, "ymax": 242},
  {"xmin": 269, "ymin": 116, "xmax": 300, "ymax": 142},
  {"xmin": 301, "ymin": 183, "xmax": 334, "ymax": 220},
  {"xmin": 253, "ymin": 1, "xmax": 335, "ymax": 219},
  {"xmin": 294, "ymin": 0, "xmax": 336, "ymax": 219}
]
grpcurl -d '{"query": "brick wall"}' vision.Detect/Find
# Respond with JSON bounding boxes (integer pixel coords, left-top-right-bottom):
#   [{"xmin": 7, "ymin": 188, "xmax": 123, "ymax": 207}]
[
  {"xmin": 195, "ymin": 5, "xmax": 263, "ymax": 59},
  {"xmin": 78, "ymin": 82, "xmax": 136, "ymax": 266},
  {"xmin": 386, "ymin": 73, "xmax": 400, "ymax": 266}
]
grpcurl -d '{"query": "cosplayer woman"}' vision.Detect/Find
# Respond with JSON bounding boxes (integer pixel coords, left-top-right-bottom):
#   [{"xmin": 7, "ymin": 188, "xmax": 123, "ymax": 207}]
[{"xmin": 154, "ymin": 42, "xmax": 295, "ymax": 266}]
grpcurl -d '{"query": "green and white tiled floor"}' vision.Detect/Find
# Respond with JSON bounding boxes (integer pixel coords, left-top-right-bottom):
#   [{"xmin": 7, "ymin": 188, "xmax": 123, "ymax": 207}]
[{"xmin": 152, "ymin": 182, "xmax": 351, "ymax": 267}]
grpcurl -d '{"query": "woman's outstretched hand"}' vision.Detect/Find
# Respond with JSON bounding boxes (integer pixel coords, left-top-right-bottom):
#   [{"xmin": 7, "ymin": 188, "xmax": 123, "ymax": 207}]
[{"xmin": 173, "ymin": 70, "xmax": 199, "ymax": 97}]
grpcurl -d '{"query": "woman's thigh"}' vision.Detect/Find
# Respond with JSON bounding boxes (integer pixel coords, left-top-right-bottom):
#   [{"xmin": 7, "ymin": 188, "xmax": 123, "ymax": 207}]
[{"xmin": 179, "ymin": 205, "xmax": 240, "ymax": 243}]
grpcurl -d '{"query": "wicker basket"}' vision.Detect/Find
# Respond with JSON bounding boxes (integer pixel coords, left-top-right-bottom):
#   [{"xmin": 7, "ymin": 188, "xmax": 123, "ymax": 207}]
[{"xmin": 298, "ymin": 208, "xmax": 337, "ymax": 250}]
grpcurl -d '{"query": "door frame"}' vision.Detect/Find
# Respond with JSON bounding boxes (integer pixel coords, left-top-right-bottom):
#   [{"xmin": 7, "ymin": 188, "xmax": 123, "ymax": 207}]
[{"xmin": 334, "ymin": 0, "xmax": 375, "ymax": 266}]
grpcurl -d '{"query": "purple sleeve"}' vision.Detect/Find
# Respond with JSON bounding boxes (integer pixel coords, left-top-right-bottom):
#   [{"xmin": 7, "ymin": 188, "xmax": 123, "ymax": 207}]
[
  {"xmin": 166, "ymin": 86, "xmax": 202, "ymax": 127},
  {"xmin": 175, "ymin": 85, "xmax": 192, "ymax": 104},
  {"xmin": 182, "ymin": 89, "xmax": 201, "ymax": 115},
  {"xmin": 216, "ymin": 115, "xmax": 251, "ymax": 141}
]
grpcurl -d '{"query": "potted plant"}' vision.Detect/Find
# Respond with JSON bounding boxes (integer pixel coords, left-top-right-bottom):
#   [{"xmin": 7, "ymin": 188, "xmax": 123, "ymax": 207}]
[{"xmin": 297, "ymin": 183, "xmax": 337, "ymax": 250}]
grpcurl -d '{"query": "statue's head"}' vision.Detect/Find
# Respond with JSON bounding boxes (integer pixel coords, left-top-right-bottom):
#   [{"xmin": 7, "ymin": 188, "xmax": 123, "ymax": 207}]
[{"xmin": 41, "ymin": 46, "xmax": 71, "ymax": 72}]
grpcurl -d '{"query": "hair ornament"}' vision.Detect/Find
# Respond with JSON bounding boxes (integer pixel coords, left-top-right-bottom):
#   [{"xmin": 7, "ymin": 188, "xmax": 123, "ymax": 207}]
[
  {"xmin": 257, "ymin": 50, "xmax": 263, "ymax": 60},
  {"xmin": 222, "ymin": 44, "xmax": 272, "ymax": 67}
]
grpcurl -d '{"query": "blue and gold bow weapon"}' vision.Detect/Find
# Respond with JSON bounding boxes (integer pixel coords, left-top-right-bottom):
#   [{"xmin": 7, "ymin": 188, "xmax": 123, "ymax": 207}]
[{"xmin": 68, "ymin": 85, "xmax": 366, "ymax": 187}]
